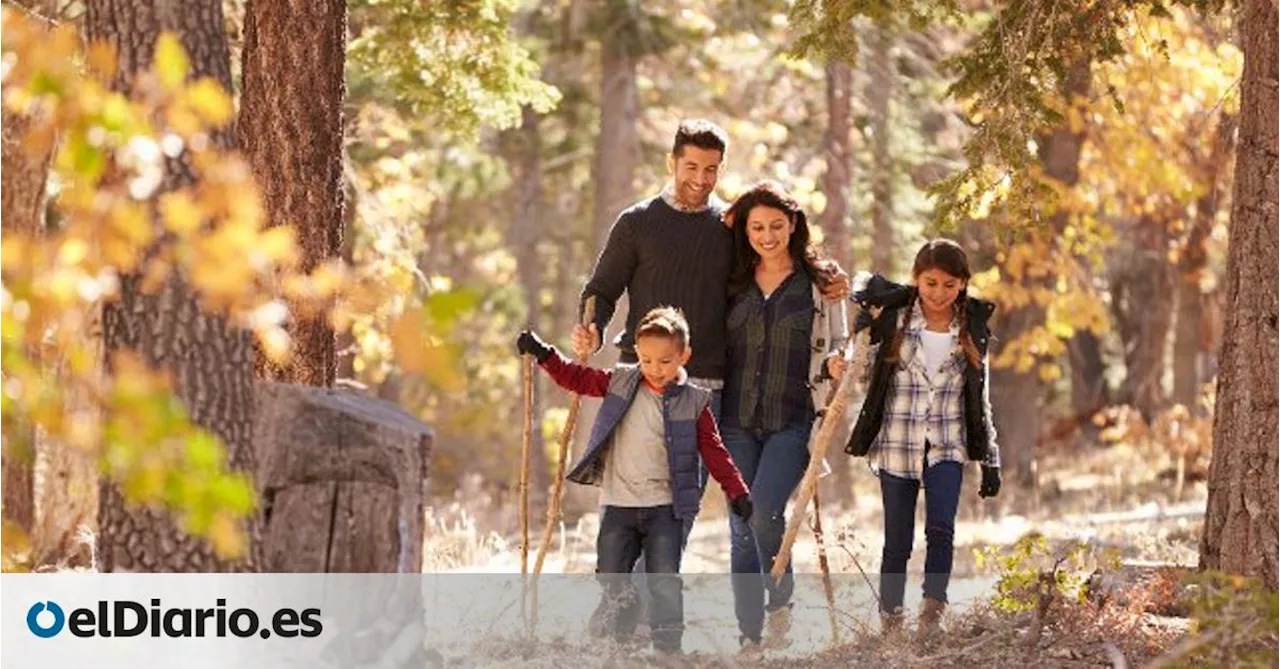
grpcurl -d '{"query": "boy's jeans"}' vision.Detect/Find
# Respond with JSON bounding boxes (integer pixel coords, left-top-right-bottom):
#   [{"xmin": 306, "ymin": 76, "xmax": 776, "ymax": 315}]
[
  {"xmin": 878, "ymin": 458, "xmax": 963, "ymax": 613},
  {"xmin": 721, "ymin": 422, "xmax": 811, "ymax": 642},
  {"xmin": 596, "ymin": 504, "xmax": 685, "ymax": 652}
]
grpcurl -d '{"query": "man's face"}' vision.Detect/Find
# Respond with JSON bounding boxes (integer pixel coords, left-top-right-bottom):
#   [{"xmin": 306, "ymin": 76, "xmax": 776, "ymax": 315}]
[{"xmin": 667, "ymin": 145, "xmax": 722, "ymax": 208}]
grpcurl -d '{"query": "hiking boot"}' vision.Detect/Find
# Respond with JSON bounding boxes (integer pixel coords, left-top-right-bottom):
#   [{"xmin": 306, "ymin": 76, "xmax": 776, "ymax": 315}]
[
  {"xmin": 917, "ymin": 597, "xmax": 946, "ymax": 640},
  {"xmin": 762, "ymin": 603, "xmax": 793, "ymax": 650},
  {"xmin": 880, "ymin": 608, "xmax": 905, "ymax": 639},
  {"xmin": 738, "ymin": 634, "xmax": 763, "ymax": 655}
]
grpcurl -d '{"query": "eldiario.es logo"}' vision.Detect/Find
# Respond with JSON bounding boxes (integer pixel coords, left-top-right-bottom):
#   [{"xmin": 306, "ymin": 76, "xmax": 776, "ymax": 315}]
[{"xmin": 26, "ymin": 599, "xmax": 322, "ymax": 639}]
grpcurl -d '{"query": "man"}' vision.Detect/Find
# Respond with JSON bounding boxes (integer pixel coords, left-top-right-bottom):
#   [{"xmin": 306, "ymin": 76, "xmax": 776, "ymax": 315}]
[{"xmin": 574, "ymin": 119, "xmax": 848, "ymax": 636}]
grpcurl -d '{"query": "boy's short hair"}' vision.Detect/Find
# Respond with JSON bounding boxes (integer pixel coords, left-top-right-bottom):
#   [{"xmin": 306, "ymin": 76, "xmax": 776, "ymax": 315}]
[
  {"xmin": 635, "ymin": 306, "xmax": 691, "ymax": 350},
  {"xmin": 672, "ymin": 119, "xmax": 728, "ymax": 159}
]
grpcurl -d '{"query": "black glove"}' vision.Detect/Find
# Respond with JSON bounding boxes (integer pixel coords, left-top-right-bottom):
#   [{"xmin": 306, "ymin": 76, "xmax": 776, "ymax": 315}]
[
  {"xmin": 516, "ymin": 330, "xmax": 554, "ymax": 363},
  {"xmin": 979, "ymin": 465, "xmax": 1001, "ymax": 499},
  {"xmin": 730, "ymin": 494, "xmax": 753, "ymax": 522}
]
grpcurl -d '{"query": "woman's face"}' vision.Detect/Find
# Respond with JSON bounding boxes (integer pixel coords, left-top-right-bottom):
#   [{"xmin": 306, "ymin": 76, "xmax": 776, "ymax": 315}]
[
  {"xmin": 745, "ymin": 205, "xmax": 794, "ymax": 264},
  {"xmin": 914, "ymin": 268, "xmax": 965, "ymax": 319}
]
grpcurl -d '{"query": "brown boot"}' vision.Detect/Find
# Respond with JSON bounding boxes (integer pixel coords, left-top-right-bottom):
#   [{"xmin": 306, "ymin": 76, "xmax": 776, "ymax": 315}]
[
  {"xmin": 917, "ymin": 597, "xmax": 946, "ymax": 639},
  {"xmin": 880, "ymin": 609, "xmax": 905, "ymax": 639}
]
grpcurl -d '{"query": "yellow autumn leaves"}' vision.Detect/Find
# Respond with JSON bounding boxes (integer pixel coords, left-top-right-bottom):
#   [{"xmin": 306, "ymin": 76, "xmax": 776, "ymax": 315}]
[{"xmin": 0, "ymin": 10, "xmax": 400, "ymax": 561}]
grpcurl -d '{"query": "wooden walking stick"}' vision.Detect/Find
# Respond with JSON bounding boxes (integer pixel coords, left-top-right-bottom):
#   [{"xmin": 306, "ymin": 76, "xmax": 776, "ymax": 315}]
[
  {"xmin": 771, "ymin": 301, "xmax": 875, "ymax": 583},
  {"xmin": 531, "ymin": 297, "xmax": 596, "ymax": 633},
  {"xmin": 812, "ymin": 486, "xmax": 840, "ymax": 646},
  {"xmin": 519, "ymin": 353, "xmax": 534, "ymax": 627},
  {"xmin": 533, "ymin": 295, "xmax": 595, "ymax": 576}
]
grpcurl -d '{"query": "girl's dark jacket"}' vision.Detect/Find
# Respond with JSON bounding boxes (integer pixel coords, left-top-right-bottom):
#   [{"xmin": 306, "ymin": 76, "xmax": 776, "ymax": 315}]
[{"xmin": 843, "ymin": 274, "xmax": 999, "ymax": 463}]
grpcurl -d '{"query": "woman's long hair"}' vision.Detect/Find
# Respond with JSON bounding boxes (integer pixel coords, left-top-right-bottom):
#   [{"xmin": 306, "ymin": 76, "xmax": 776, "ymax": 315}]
[
  {"xmin": 724, "ymin": 180, "xmax": 827, "ymax": 297},
  {"xmin": 885, "ymin": 238, "xmax": 983, "ymax": 369}
]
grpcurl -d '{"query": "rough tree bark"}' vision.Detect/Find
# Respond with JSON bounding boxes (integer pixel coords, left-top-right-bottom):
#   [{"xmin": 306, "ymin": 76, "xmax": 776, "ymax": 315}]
[
  {"xmin": 237, "ymin": 0, "xmax": 345, "ymax": 387},
  {"xmin": 85, "ymin": 0, "xmax": 262, "ymax": 572},
  {"xmin": 1198, "ymin": 0, "xmax": 1278, "ymax": 590},
  {"xmin": 0, "ymin": 105, "xmax": 51, "ymax": 535}
]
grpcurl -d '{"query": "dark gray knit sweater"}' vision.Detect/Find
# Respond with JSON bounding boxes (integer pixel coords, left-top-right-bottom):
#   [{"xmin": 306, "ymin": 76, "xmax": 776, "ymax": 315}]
[{"xmin": 582, "ymin": 194, "xmax": 734, "ymax": 380}]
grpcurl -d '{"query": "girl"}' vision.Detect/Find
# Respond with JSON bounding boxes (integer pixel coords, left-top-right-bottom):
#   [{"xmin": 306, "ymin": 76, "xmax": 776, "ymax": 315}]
[
  {"xmin": 844, "ymin": 238, "xmax": 1002, "ymax": 638},
  {"xmin": 720, "ymin": 180, "xmax": 851, "ymax": 650}
]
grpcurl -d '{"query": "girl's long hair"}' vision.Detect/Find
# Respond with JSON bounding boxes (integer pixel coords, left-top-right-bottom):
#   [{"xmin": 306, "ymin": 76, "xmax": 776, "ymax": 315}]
[
  {"xmin": 724, "ymin": 180, "xmax": 827, "ymax": 297},
  {"xmin": 885, "ymin": 238, "xmax": 982, "ymax": 369}
]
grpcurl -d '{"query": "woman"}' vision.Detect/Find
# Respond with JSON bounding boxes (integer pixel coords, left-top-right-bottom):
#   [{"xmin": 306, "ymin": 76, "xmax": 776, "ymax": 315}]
[
  {"xmin": 720, "ymin": 180, "xmax": 850, "ymax": 650},
  {"xmin": 844, "ymin": 238, "xmax": 1003, "ymax": 639}
]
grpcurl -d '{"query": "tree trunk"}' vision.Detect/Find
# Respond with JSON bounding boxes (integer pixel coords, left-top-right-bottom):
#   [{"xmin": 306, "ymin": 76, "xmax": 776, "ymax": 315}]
[
  {"xmin": 592, "ymin": 17, "xmax": 638, "ymax": 255},
  {"xmin": 511, "ymin": 104, "xmax": 550, "ymax": 501},
  {"xmin": 820, "ymin": 60, "xmax": 855, "ymax": 508},
  {"xmin": 86, "ymin": 0, "xmax": 261, "ymax": 572},
  {"xmin": 820, "ymin": 60, "xmax": 853, "ymax": 269},
  {"xmin": 1199, "ymin": 0, "xmax": 1278, "ymax": 589},
  {"xmin": 1174, "ymin": 112, "xmax": 1237, "ymax": 411},
  {"xmin": 238, "ymin": 0, "xmax": 345, "ymax": 387},
  {"xmin": 571, "ymin": 16, "xmax": 639, "ymax": 517},
  {"xmin": 867, "ymin": 25, "xmax": 895, "ymax": 276},
  {"xmin": 0, "ymin": 106, "xmax": 51, "ymax": 534},
  {"xmin": 1114, "ymin": 217, "xmax": 1175, "ymax": 421}
]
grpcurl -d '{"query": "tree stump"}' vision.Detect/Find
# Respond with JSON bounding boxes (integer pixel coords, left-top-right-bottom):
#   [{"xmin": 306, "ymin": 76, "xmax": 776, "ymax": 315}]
[{"xmin": 254, "ymin": 382, "xmax": 433, "ymax": 573}]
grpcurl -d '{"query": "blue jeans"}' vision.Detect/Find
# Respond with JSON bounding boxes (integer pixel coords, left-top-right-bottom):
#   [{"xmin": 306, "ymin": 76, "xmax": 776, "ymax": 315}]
[
  {"xmin": 722, "ymin": 422, "xmax": 811, "ymax": 642},
  {"xmin": 592, "ymin": 391, "xmax": 720, "ymax": 641},
  {"xmin": 878, "ymin": 459, "xmax": 963, "ymax": 613},
  {"xmin": 596, "ymin": 504, "xmax": 685, "ymax": 651}
]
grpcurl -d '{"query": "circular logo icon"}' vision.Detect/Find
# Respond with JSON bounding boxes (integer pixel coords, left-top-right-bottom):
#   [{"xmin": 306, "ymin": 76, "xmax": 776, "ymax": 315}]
[{"xmin": 27, "ymin": 601, "xmax": 66, "ymax": 638}]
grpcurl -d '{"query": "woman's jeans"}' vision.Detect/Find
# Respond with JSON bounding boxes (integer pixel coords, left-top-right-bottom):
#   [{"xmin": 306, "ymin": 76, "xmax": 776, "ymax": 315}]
[
  {"xmin": 878, "ymin": 459, "xmax": 963, "ymax": 614},
  {"xmin": 722, "ymin": 422, "xmax": 810, "ymax": 641}
]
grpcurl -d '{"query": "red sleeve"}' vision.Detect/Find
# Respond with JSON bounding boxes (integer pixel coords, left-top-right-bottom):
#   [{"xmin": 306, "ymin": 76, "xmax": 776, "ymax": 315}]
[
  {"xmin": 696, "ymin": 407, "xmax": 749, "ymax": 500},
  {"xmin": 540, "ymin": 351, "xmax": 611, "ymax": 398}
]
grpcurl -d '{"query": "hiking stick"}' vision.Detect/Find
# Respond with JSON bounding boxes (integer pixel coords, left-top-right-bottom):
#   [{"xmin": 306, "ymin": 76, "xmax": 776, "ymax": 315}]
[
  {"xmin": 812, "ymin": 486, "xmax": 840, "ymax": 646},
  {"xmin": 533, "ymin": 295, "xmax": 594, "ymax": 576},
  {"xmin": 520, "ymin": 353, "xmax": 534, "ymax": 627},
  {"xmin": 771, "ymin": 302, "xmax": 874, "ymax": 582}
]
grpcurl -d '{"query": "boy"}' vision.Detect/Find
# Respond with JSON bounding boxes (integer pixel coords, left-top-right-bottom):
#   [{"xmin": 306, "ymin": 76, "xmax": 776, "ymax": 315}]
[{"xmin": 516, "ymin": 306, "xmax": 753, "ymax": 654}]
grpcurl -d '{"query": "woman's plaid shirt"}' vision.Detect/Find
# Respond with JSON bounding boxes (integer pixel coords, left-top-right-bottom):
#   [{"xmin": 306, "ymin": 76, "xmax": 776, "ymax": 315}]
[{"xmin": 862, "ymin": 303, "xmax": 1001, "ymax": 480}]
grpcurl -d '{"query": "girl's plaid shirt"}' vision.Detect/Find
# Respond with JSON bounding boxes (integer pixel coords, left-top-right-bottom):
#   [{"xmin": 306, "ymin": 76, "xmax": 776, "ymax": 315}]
[{"xmin": 860, "ymin": 302, "xmax": 1001, "ymax": 481}]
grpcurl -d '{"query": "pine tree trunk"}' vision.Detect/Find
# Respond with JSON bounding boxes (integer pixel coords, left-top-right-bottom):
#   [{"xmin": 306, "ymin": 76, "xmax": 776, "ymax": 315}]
[
  {"xmin": 820, "ymin": 60, "xmax": 855, "ymax": 508},
  {"xmin": 1114, "ymin": 217, "xmax": 1175, "ymax": 421},
  {"xmin": 512, "ymin": 105, "xmax": 550, "ymax": 501},
  {"xmin": 867, "ymin": 25, "xmax": 894, "ymax": 277},
  {"xmin": 86, "ymin": 0, "xmax": 262, "ymax": 572},
  {"xmin": 1198, "ymin": 0, "xmax": 1278, "ymax": 589},
  {"xmin": 572, "ymin": 13, "xmax": 639, "ymax": 517},
  {"xmin": 820, "ymin": 60, "xmax": 853, "ymax": 269},
  {"xmin": 237, "ymin": 0, "xmax": 345, "ymax": 387}
]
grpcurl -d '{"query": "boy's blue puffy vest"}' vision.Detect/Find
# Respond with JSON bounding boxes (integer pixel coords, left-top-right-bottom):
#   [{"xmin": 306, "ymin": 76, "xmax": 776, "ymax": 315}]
[{"xmin": 566, "ymin": 365, "xmax": 709, "ymax": 520}]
